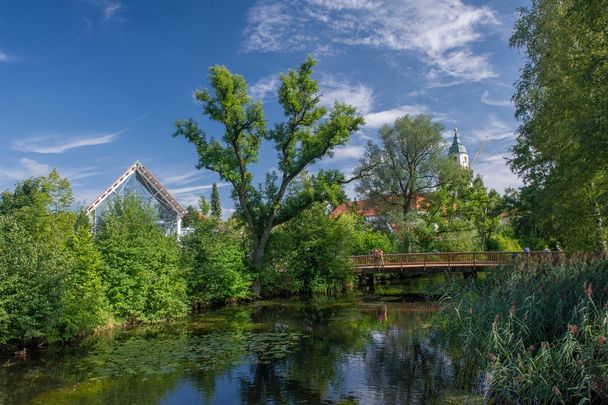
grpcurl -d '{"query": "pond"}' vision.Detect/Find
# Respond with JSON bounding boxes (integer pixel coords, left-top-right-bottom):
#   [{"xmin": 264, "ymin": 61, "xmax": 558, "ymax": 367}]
[{"xmin": 1, "ymin": 279, "xmax": 484, "ymax": 404}]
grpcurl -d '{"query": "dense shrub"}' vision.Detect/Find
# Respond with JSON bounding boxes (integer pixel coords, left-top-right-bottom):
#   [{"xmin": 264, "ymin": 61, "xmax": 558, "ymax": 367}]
[
  {"xmin": 436, "ymin": 258, "xmax": 608, "ymax": 403},
  {"xmin": 262, "ymin": 204, "xmax": 362, "ymax": 295},
  {"xmin": 0, "ymin": 171, "xmax": 109, "ymax": 345},
  {"xmin": 180, "ymin": 218, "xmax": 251, "ymax": 306},
  {"xmin": 0, "ymin": 215, "xmax": 62, "ymax": 344},
  {"xmin": 96, "ymin": 194, "xmax": 188, "ymax": 323}
]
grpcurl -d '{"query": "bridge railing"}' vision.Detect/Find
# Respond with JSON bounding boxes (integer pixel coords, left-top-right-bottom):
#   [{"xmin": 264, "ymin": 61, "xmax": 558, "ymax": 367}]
[{"xmin": 350, "ymin": 251, "xmax": 551, "ymax": 269}]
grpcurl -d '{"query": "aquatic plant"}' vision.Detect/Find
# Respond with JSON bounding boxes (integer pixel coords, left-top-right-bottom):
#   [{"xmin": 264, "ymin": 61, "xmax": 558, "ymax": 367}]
[{"xmin": 436, "ymin": 257, "xmax": 608, "ymax": 402}]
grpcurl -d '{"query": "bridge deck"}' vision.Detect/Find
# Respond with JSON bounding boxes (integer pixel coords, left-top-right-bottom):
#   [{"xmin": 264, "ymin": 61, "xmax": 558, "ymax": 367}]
[{"xmin": 351, "ymin": 251, "xmax": 552, "ymax": 274}]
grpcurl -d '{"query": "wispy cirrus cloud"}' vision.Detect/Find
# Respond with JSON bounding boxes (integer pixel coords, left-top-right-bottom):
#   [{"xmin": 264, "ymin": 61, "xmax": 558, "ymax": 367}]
[
  {"xmin": 470, "ymin": 114, "xmax": 516, "ymax": 141},
  {"xmin": 169, "ymin": 182, "xmax": 230, "ymax": 196},
  {"xmin": 160, "ymin": 170, "xmax": 201, "ymax": 187},
  {"xmin": 86, "ymin": 0, "xmax": 124, "ymax": 22},
  {"xmin": 243, "ymin": 0, "xmax": 499, "ymax": 82},
  {"xmin": 0, "ymin": 51, "xmax": 13, "ymax": 63},
  {"xmin": 475, "ymin": 153, "xmax": 521, "ymax": 193},
  {"xmin": 363, "ymin": 104, "xmax": 430, "ymax": 128},
  {"xmin": 0, "ymin": 158, "xmax": 51, "ymax": 182},
  {"xmin": 481, "ymin": 90, "xmax": 512, "ymax": 107},
  {"xmin": 249, "ymin": 75, "xmax": 280, "ymax": 102},
  {"xmin": 320, "ymin": 76, "xmax": 374, "ymax": 114},
  {"xmin": 169, "ymin": 182, "xmax": 231, "ymax": 208},
  {"xmin": 249, "ymin": 73, "xmax": 375, "ymax": 115},
  {"xmin": 329, "ymin": 144, "xmax": 366, "ymax": 161},
  {"xmin": 12, "ymin": 131, "xmax": 121, "ymax": 154}
]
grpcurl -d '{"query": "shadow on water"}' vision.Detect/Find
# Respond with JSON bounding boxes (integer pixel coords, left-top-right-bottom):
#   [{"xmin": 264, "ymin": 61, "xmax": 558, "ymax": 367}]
[{"xmin": 1, "ymin": 277, "xmax": 484, "ymax": 404}]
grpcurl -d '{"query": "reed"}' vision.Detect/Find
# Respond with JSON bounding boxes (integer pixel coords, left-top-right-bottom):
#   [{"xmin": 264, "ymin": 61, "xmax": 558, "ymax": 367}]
[{"xmin": 436, "ymin": 256, "xmax": 608, "ymax": 403}]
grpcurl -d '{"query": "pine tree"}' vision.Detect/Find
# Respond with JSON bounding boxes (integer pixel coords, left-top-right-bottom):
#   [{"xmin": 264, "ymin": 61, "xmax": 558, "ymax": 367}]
[{"xmin": 210, "ymin": 183, "xmax": 221, "ymax": 220}]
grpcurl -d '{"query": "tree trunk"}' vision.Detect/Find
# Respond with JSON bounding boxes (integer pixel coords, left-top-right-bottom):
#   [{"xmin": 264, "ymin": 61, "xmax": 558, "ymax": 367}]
[{"xmin": 251, "ymin": 227, "xmax": 273, "ymax": 297}]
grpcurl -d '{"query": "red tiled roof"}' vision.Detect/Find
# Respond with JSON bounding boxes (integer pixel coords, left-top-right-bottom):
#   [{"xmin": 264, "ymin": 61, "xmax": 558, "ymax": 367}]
[
  {"xmin": 331, "ymin": 200, "xmax": 380, "ymax": 218},
  {"xmin": 331, "ymin": 196, "xmax": 429, "ymax": 218}
]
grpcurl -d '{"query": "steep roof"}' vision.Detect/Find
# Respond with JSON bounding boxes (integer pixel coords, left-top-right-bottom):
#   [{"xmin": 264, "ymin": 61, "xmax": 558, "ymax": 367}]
[
  {"xmin": 86, "ymin": 161, "xmax": 186, "ymax": 217},
  {"xmin": 448, "ymin": 129, "xmax": 467, "ymax": 155}
]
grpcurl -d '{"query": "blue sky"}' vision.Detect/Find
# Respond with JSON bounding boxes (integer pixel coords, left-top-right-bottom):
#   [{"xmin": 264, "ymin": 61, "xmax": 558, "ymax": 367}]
[{"xmin": 0, "ymin": 0, "xmax": 527, "ymax": 215}]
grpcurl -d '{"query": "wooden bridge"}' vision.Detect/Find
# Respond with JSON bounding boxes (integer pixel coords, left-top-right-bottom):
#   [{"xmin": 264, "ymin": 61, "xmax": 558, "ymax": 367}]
[{"xmin": 351, "ymin": 251, "xmax": 554, "ymax": 275}]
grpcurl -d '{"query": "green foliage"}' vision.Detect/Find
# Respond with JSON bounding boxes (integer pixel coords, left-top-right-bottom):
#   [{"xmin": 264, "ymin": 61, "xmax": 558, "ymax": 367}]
[
  {"xmin": 210, "ymin": 183, "xmax": 222, "ymax": 220},
  {"xmin": 61, "ymin": 220, "xmax": 110, "ymax": 337},
  {"xmin": 262, "ymin": 204, "xmax": 359, "ymax": 295},
  {"xmin": 355, "ymin": 114, "xmax": 468, "ymax": 252},
  {"xmin": 509, "ymin": 0, "xmax": 608, "ymax": 250},
  {"xmin": 350, "ymin": 220, "xmax": 396, "ymax": 256},
  {"xmin": 96, "ymin": 194, "xmax": 188, "ymax": 323},
  {"xmin": 487, "ymin": 229, "xmax": 522, "ymax": 252},
  {"xmin": 0, "ymin": 172, "xmax": 109, "ymax": 345},
  {"xmin": 0, "ymin": 215, "xmax": 62, "ymax": 344},
  {"xmin": 174, "ymin": 56, "xmax": 364, "ymax": 267},
  {"xmin": 436, "ymin": 259, "xmax": 608, "ymax": 402},
  {"xmin": 180, "ymin": 219, "xmax": 251, "ymax": 306}
]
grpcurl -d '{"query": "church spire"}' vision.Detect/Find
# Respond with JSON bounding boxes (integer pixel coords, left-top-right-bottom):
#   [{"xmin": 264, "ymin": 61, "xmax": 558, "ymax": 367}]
[{"xmin": 448, "ymin": 128, "xmax": 469, "ymax": 168}]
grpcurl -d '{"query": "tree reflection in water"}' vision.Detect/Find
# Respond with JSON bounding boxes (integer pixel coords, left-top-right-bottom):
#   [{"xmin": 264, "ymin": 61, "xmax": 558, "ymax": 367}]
[{"xmin": 6, "ymin": 297, "xmax": 481, "ymax": 404}]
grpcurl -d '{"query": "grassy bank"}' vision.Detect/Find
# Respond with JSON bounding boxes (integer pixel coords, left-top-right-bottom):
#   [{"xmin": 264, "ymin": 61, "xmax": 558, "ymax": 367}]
[{"xmin": 435, "ymin": 257, "xmax": 608, "ymax": 403}]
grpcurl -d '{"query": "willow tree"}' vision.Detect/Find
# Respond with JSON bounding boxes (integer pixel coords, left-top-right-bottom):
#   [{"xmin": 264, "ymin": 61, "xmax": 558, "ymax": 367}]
[
  {"xmin": 355, "ymin": 114, "xmax": 463, "ymax": 215},
  {"xmin": 174, "ymin": 57, "xmax": 364, "ymax": 268},
  {"xmin": 354, "ymin": 114, "xmax": 465, "ymax": 251},
  {"xmin": 509, "ymin": 0, "xmax": 608, "ymax": 250}
]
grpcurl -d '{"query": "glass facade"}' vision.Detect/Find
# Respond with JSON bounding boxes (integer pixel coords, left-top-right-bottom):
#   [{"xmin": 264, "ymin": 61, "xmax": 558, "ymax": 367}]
[{"xmin": 93, "ymin": 171, "xmax": 179, "ymax": 235}]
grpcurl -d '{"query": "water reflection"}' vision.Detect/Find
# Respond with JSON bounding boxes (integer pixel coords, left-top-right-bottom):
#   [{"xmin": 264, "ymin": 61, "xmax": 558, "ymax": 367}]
[{"xmin": 2, "ymin": 294, "xmax": 481, "ymax": 404}]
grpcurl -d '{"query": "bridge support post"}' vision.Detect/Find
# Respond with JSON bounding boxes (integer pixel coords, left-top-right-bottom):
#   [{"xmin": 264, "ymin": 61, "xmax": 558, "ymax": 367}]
[
  {"xmin": 463, "ymin": 269, "xmax": 477, "ymax": 279},
  {"xmin": 367, "ymin": 274, "xmax": 375, "ymax": 290}
]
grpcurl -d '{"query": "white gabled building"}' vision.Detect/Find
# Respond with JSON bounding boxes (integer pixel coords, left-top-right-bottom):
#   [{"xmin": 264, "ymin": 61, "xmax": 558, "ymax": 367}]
[{"xmin": 86, "ymin": 161, "xmax": 186, "ymax": 236}]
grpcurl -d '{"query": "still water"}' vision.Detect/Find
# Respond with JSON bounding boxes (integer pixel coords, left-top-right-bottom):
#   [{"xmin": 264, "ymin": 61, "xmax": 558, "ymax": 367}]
[{"xmin": 1, "ymin": 282, "xmax": 483, "ymax": 404}]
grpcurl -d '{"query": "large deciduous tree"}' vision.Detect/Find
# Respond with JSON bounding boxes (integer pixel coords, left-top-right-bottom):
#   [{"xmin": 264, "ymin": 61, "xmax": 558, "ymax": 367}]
[
  {"xmin": 509, "ymin": 0, "xmax": 608, "ymax": 250},
  {"xmin": 355, "ymin": 114, "xmax": 461, "ymax": 216},
  {"xmin": 174, "ymin": 56, "xmax": 364, "ymax": 269},
  {"xmin": 355, "ymin": 114, "xmax": 464, "ymax": 250}
]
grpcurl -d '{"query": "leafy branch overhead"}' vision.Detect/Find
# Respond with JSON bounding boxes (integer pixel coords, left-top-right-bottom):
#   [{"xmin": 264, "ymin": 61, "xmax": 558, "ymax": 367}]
[{"xmin": 175, "ymin": 56, "xmax": 364, "ymax": 266}]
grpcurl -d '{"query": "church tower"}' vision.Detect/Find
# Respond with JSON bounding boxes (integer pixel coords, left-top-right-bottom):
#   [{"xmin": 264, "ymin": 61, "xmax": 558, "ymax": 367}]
[{"xmin": 448, "ymin": 128, "xmax": 469, "ymax": 169}]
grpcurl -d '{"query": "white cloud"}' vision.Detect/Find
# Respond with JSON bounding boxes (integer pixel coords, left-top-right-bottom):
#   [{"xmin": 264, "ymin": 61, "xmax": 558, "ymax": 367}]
[
  {"xmin": 249, "ymin": 75, "xmax": 280, "ymax": 102},
  {"xmin": 481, "ymin": 90, "xmax": 512, "ymax": 107},
  {"xmin": 470, "ymin": 114, "xmax": 516, "ymax": 141},
  {"xmin": 243, "ymin": 0, "xmax": 499, "ymax": 82},
  {"xmin": 102, "ymin": 2, "xmax": 122, "ymax": 20},
  {"xmin": 62, "ymin": 167, "xmax": 102, "ymax": 182},
  {"xmin": 169, "ymin": 182, "xmax": 230, "ymax": 196},
  {"xmin": 170, "ymin": 183, "xmax": 231, "ymax": 208},
  {"xmin": 12, "ymin": 131, "xmax": 120, "ymax": 154},
  {"xmin": 320, "ymin": 77, "xmax": 374, "ymax": 114},
  {"xmin": 330, "ymin": 144, "xmax": 365, "ymax": 161},
  {"xmin": 160, "ymin": 170, "xmax": 201, "ymax": 186},
  {"xmin": 475, "ymin": 153, "xmax": 522, "ymax": 193},
  {"xmin": 86, "ymin": 0, "xmax": 124, "ymax": 22},
  {"xmin": 0, "ymin": 158, "xmax": 51, "ymax": 182},
  {"xmin": 363, "ymin": 104, "xmax": 429, "ymax": 128},
  {"xmin": 0, "ymin": 51, "xmax": 13, "ymax": 63},
  {"xmin": 250, "ymin": 73, "xmax": 374, "ymax": 114}
]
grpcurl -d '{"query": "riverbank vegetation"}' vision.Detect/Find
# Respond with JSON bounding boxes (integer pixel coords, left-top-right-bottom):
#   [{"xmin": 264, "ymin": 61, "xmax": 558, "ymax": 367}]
[
  {"xmin": 0, "ymin": 58, "xmax": 516, "ymax": 349},
  {"xmin": 436, "ymin": 258, "xmax": 608, "ymax": 403},
  {"xmin": 431, "ymin": 1, "xmax": 608, "ymax": 401}
]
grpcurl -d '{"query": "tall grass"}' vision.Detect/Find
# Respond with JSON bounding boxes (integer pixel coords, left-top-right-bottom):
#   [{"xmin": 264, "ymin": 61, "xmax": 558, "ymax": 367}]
[{"xmin": 435, "ymin": 256, "xmax": 608, "ymax": 403}]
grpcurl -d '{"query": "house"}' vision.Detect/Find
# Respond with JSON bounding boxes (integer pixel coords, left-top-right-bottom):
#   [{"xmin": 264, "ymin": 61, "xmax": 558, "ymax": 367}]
[{"xmin": 86, "ymin": 161, "xmax": 186, "ymax": 236}]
